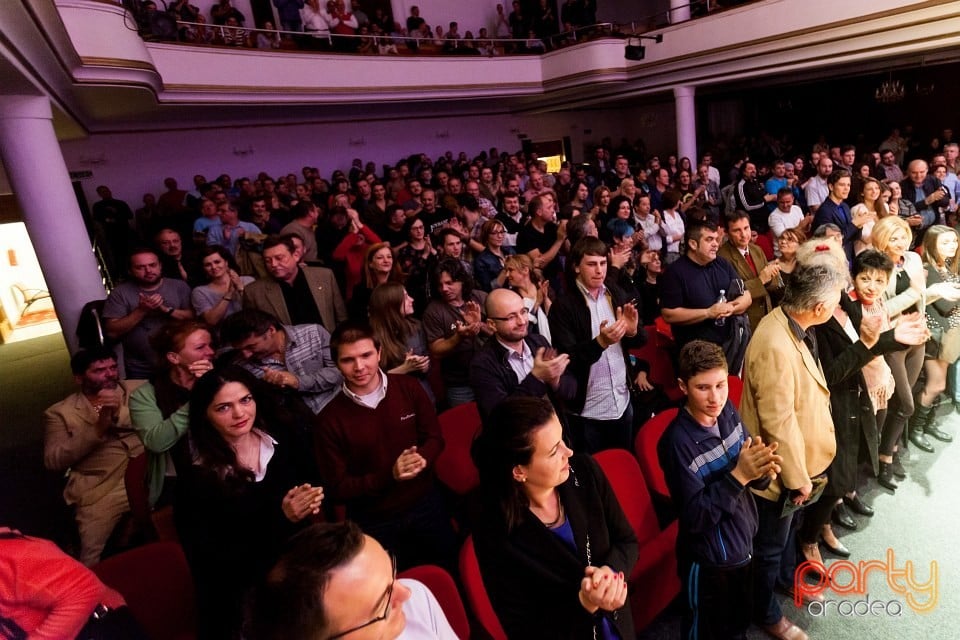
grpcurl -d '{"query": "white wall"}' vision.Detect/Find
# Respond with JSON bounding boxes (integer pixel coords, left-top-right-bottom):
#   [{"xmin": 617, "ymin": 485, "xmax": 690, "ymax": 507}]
[{"xmin": 58, "ymin": 104, "xmax": 675, "ymax": 206}]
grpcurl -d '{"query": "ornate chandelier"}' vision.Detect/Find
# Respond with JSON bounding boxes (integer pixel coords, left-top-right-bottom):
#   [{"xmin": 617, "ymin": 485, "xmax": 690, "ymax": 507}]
[{"xmin": 875, "ymin": 76, "xmax": 904, "ymax": 103}]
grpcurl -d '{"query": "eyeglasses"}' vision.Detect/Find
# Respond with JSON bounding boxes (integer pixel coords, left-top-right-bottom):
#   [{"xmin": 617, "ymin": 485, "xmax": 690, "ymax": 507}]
[
  {"xmin": 488, "ymin": 307, "xmax": 528, "ymax": 323},
  {"xmin": 490, "ymin": 229, "xmax": 506, "ymax": 235},
  {"xmin": 326, "ymin": 554, "xmax": 397, "ymax": 640}
]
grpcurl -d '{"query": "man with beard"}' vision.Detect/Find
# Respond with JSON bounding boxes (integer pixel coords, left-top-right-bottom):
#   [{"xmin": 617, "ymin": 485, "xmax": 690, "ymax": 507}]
[
  {"xmin": 43, "ymin": 348, "xmax": 145, "ymax": 565},
  {"xmin": 103, "ymin": 248, "xmax": 194, "ymax": 379},
  {"xmin": 470, "ymin": 288, "xmax": 575, "ymax": 420},
  {"xmin": 154, "ymin": 227, "xmax": 202, "ymax": 287},
  {"xmin": 423, "ymin": 257, "xmax": 492, "ymax": 407}
]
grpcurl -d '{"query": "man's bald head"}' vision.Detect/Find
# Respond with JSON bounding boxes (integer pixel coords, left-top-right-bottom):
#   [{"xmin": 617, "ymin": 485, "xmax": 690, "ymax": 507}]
[{"xmin": 485, "ymin": 287, "xmax": 522, "ymax": 317}]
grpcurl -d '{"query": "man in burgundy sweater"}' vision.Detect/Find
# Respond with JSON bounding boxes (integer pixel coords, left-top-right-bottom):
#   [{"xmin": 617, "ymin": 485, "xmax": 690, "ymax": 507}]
[{"xmin": 315, "ymin": 322, "xmax": 456, "ymax": 571}]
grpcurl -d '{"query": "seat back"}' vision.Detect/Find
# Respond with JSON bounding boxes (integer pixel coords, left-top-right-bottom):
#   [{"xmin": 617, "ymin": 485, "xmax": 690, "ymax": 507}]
[
  {"xmin": 459, "ymin": 536, "xmax": 507, "ymax": 640},
  {"xmin": 435, "ymin": 402, "xmax": 481, "ymax": 495},
  {"xmin": 630, "ymin": 325, "xmax": 682, "ymax": 401},
  {"xmin": 633, "ymin": 408, "xmax": 678, "ymax": 501},
  {"xmin": 398, "ymin": 565, "xmax": 470, "ymax": 640},
  {"xmin": 727, "ymin": 374, "xmax": 744, "ymax": 409},
  {"xmin": 593, "ymin": 449, "xmax": 662, "ymax": 545},
  {"xmin": 76, "ymin": 299, "xmax": 109, "ymax": 350},
  {"xmin": 124, "ymin": 453, "xmax": 153, "ymax": 535},
  {"xmin": 92, "ymin": 541, "xmax": 196, "ymax": 640}
]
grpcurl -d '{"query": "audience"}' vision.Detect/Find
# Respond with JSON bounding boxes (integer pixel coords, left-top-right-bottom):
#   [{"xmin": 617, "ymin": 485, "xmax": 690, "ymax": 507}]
[{"xmin": 28, "ymin": 128, "xmax": 960, "ymax": 639}]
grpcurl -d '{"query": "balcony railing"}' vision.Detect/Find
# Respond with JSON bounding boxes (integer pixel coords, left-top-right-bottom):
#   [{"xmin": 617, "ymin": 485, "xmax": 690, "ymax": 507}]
[{"xmin": 131, "ymin": 0, "xmax": 744, "ymax": 57}]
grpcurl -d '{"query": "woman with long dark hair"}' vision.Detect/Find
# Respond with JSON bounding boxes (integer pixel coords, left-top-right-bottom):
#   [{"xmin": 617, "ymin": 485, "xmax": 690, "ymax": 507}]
[
  {"xmin": 368, "ymin": 281, "xmax": 434, "ymax": 403},
  {"xmin": 175, "ymin": 367, "xmax": 322, "ymax": 639},
  {"xmin": 471, "ymin": 396, "xmax": 637, "ymax": 639}
]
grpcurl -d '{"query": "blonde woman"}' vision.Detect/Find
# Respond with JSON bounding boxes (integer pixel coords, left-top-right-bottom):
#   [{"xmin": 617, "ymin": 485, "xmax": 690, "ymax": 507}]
[
  {"xmin": 871, "ymin": 216, "xmax": 952, "ymax": 475},
  {"xmin": 503, "ymin": 253, "xmax": 552, "ymax": 343}
]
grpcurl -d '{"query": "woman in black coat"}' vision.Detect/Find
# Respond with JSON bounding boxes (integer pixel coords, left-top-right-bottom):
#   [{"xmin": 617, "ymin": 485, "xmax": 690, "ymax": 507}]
[
  {"xmin": 798, "ymin": 251, "xmax": 927, "ymax": 560},
  {"xmin": 175, "ymin": 367, "xmax": 324, "ymax": 639},
  {"xmin": 471, "ymin": 396, "xmax": 637, "ymax": 639}
]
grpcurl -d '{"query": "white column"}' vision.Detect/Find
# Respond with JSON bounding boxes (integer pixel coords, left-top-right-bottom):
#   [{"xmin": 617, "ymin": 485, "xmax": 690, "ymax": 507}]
[
  {"xmin": 669, "ymin": 0, "xmax": 691, "ymax": 24},
  {"xmin": 674, "ymin": 85, "xmax": 697, "ymax": 167},
  {"xmin": 0, "ymin": 95, "xmax": 106, "ymax": 353}
]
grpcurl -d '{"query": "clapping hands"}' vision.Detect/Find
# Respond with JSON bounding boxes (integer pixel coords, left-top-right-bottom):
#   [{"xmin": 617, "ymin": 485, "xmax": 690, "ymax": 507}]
[{"xmin": 579, "ymin": 565, "xmax": 628, "ymax": 614}]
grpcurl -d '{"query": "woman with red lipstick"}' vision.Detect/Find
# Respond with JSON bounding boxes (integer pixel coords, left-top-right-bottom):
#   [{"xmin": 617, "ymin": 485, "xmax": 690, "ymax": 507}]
[
  {"xmin": 175, "ymin": 367, "xmax": 323, "ymax": 639},
  {"xmin": 471, "ymin": 396, "xmax": 637, "ymax": 640}
]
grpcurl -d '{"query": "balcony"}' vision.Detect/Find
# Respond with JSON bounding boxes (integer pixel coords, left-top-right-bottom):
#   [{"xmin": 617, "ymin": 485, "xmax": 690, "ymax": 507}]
[{"xmin": 8, "ymin": 0, "xmax": 960, "ymax": 132}]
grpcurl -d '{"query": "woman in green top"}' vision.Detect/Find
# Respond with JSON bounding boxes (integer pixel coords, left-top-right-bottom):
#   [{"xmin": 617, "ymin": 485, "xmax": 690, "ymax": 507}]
[{"xmin": 129, "ymin": 319, "xmax": 214, "ymax": 506}]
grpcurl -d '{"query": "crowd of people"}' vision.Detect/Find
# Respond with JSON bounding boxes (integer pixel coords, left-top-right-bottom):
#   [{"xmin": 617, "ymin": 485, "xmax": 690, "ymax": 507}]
[
  {"xmin": 136, "ymin": 0, "xmax": 608, "ymax": 55},
  {"xmin": 20, "ymin": 128, "xmax": 960, "ymax": 639}
]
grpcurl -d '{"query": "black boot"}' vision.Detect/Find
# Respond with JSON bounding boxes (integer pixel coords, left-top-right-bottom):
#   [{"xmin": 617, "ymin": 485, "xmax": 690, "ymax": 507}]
[
  {"xmin": 922, "ymin": 403, "xmax": 953, "ymax": 443},
  {"xmin": 908, "ymin": 406, "xmax": 936, "ymax": 453},
  {"xmin": 890, "ymin": 450, "xmax": 907, "ymax": 480},
  {"xmin": 877, "ymin": 462, "xmax": 899, "ymax": 491}
]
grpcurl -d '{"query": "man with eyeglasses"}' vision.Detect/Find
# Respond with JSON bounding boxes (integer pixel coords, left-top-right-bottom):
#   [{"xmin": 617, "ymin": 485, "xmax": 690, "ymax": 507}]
[
  {"xmin": 469, "ymin": 288, "xmax": 576, "ymax": 420},
  {"xmin": 249, "ymin": 521, "xmax": 458, "ymax": 640}
]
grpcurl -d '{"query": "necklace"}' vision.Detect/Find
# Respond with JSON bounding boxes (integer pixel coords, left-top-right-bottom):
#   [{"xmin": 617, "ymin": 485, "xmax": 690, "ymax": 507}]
[{"xmin": 542, "ymin": 490, "xmax": 564, "ymax": 528}]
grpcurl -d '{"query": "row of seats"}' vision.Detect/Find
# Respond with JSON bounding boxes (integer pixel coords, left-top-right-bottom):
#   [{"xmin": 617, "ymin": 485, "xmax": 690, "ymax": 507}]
[
  {"xmin": 95, "ymin": 447, "xmax": 681, "ymax": 640},
  {"xmin": 104, "ymin": 325, "xmax": 743, "ymax": 637}
]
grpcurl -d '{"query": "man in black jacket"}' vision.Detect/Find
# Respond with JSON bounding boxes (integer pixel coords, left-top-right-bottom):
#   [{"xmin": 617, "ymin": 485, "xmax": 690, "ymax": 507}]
[
  {"xmin": 900, "ymin": 159, "xmax": 944, "ymax": 243},
  {"xmin": 734, "ymin": 162, "xmax": 777, "ymax": 233},
  {"xmin": 470, "ymin": 289, "xmax": 576, "ymax": 420},
  {"xmin": 549, "ymin": 237, "xmax": 639, "ymax": 452}
]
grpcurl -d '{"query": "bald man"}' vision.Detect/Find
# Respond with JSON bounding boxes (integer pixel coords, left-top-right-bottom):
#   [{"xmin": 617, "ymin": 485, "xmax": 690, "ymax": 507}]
[
  {"xmin": 469, "ymin": 288, "xmax": 576, "ymax": 420},
  {"xmin": 900, "ymin": 159, "xmax": 943, "ymax": 234}
]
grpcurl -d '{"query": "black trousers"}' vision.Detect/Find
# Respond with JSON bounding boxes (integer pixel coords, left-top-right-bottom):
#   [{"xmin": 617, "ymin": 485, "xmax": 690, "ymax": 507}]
[{"xmin": 681, "ymin": 557, "xmax": 753, "ymax": 640}]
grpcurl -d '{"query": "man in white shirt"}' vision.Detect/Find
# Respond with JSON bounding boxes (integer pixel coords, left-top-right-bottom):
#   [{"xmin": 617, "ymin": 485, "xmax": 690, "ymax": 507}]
[
  {"xmin": 803, "ymin": 156, "xmax": 833, "ymax": 215},
  {"xmin": 250, "ymin": 521, "xmax": 459, "ymax": 640},
  {"xmin": 768, "ymin": 188, "xmax": 812, "ymax": 254}
]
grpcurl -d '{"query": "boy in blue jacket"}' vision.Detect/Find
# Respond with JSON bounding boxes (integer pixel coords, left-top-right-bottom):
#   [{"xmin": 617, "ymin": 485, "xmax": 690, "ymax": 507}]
[{"xmin": 658, "ymin": 340, "xmax": 782, "ymax": 640}]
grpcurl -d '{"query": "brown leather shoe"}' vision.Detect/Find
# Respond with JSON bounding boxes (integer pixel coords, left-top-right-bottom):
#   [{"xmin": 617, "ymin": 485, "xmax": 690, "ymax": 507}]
[{"xmin": 763, "ymin": 616, "xmax": 809, "ymax": 640}]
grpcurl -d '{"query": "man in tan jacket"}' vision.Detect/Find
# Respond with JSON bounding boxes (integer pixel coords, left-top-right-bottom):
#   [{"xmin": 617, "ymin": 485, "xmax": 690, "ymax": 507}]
[
  {"xmin": 740, "ymin": 254, "xmax": 847, "ymax": 640},
  {"xmin": 43, "ymin": 347, "xmax": 144, "ymax": 565}
]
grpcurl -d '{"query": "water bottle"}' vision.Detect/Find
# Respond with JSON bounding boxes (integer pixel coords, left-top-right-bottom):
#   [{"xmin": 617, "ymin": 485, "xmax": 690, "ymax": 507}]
[{"xmin": 715, "ymin": 289, "xmax": 727, "ymax": 326}]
